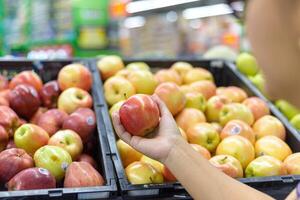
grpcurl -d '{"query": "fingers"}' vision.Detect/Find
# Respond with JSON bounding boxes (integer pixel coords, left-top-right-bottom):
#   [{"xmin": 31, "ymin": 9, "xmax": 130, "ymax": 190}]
[
  {"xmin": 151, "ymin": 94, "xmax": 173, "ymax": 118},
  {"xmin": 111, "ymin": 112, "xmax": 132, "ymax": 144}
]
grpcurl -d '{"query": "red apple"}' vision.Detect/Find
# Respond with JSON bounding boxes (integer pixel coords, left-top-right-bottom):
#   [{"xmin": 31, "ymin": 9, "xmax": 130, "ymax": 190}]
[
  {"xmin": 155, "ymin": 69, "xmax": 182, "ymax": 85},
  {"xmin": 253, "ymin": 115, "xmax": 286, "ymax": 140},
  {"xmin": 119, "ymin": 94, "xmax": 160, "ymax": 137},
  {"xmin": 64, "ymin": 162, "xmax": 104, "ymax": 187},
  {"xmin": 7, "ymin": 167, "xmax": 56, "ymax": 191},
  {"xmin": 58, "ymin": 87, "xmax": 93, "ymax": 114},
  {"xmin": 58, "ymin": 63, "xmax": 92, "ymax": 91},
  {"xmin": 9, "ymin": 71, "xmax": 43, "ymax": 92},
  {"xmin": 154, "ymin": 82, "xmax": 186, "ymax": 116},
  {"xmin": 220, "ymin": 120, "xmax": 256, "ymax": 144},
  {"xmin": 176, "ymin": 108, "xmax": 206, "ymax": 132},
  {"xmin": 162, "ymin": 166, "xmax": 176, "ymax": 182},
  {"xmin": 0, "ymin": 125, "xmax": 9, "ymax": 151},
  {"xmin": 30, "ymin": 107, "xmax": 48, "ymax": 125},
  {"xmin": 0, "ymin": 96, "xmax": 9, "ymax": 106},
  {"xmin": 243, "ymin": 97, "xmax": 270, "ymax": 121},
  {"xmin": 0, "ymin": 89, "xmax": 10, "ymax": 102},
  {"xmin": 78, "ymin": 154, "xmax": 97, "ymax": 169},
  {"xmin": 14, "ymin": 124, "xmax": 49, "ymax": 156},
  {"xmin": 6, "ymin": 139, "xmax": 16, "ymax": 149},
  {"xmin": 190, "ymin": 80, "xmax": 217, "ymax": 100},
  {"xmin": 40, "ymin": 80, "xmax": 61, "ymax": 108},
  {"xmin": 9, "ymin": 84, "xmax": 41, "ymax": 119},
  {"xmin": 37, "ymin": 109, "xmax": 68, "ymax": 136},
  {"xmin": 0, "ymin": 75, "xmax": 8, "ymax": 91},
  {"xmin": 0, "ymin": 106, "xmax": 20, "ymax": 137},
  {"xmin": 0, "ymin": 148, "xmax": 34, "ymax": 183},
  {"xmin": 62, "ymin": 108, "xmax": 96, "ymax": 143}
]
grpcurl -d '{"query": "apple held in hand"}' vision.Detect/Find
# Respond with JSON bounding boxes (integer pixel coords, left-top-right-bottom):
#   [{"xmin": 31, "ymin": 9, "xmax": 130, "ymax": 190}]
[
  {"xmin": 185, "ymin": 92, "xmax": 206, "ymax": 112},
  {"xmin": 190, "ymin": 80, "xmax": 217, "ymax": 100},
  {"xmin": 0, "ymin": 148, "xmax": 34, "ymax": 183},
  {"xmin": 140, "ymin": 155, "xmax": 163, "ymax": 174},
  {"xmin": 183, "ymin": 68, "xmax": 213, "ymax": 84},
  {"xmin": 40, "ymin": 80, "xmax": 61, "ymax": 108},
  {"xmin": 236, "ymin": 52, "xmax": 259, "ymax": 76},
  {"xmin": 62, "ymin": 108, "xmax": 96, "ymax": 143},
  {"xmin": 253, "ymin": 115, "xmax": 286, "ymax": 140},
  {"xmin": 117, "ymin": 139, "xmax": 142, "ymax": 167},
  {"xmin": 9, "ymin": 71, "xmax": 43, "ymax": 92},
  {"xmin": 216, "ymin": 135, "xmax": 255, "ymax": 169},
  {"xmin": 155, "ymin": 69, "xmax": 182, "ymax": 85},
  {"xmin": 190, "ymin": 144, "xmax": 211, "ymax": 159},
  {"xmin": 154, "ymin": 82, "xmax": 186, "ymax": 116},
  {"xmin": 78, "ymin": 154, "xmax": 97, "ymax": 169},
  {"xmin": 0, "ymin": 125, "xmax": 9, "ymax": 151},
  {"xmin": 58, "ymin": 63, "xmax": 92, "ymax": 91},
  {"xmin": 97, "ymin": 55, "xmax": 125, "ymax": 80},
  {"xmin": 48, "ymin": 130, "xmax": 83, "ymax": 160},
  {"xmin": 243, "ymin": 97, "xmax": 270, "ymax": 121},
  {"xmin": 104, "ymin": 76, "xmax": 135, "ymax": 106},
  {"xmin": 14, "ymin": 124, "xmax": 49, "ymax": 156},
  {"xmin": 127, "ymin": 70, "xmax": 157, "ymax": 95},
  {"xmin": 217, "ymin": 86, "xmax": 248, "ymax": 103},
  {"xmin": 255, "ymin": 136, "xmax": 292, "ymax": 161},
  {"xmin": 176, "ymin": 108, "xmax": 206, "ymax": 132},
  {"xmin": 205, "ymin": 95, "xmax": 230, "ymax": 122},
  {"xmin": 0, "ymin": 106, "xmax": 20, "ymax": 137},
  {"xmin": 58, "ymin": 87, "xmax": 93, "ymax": 114},
  {"xmin": 187, "ymin": 123, "xmax": 220, "ymax": 152},
  {"xmin": 37, "ymin": 109, "xmax": 68, "ymax": 136},
  {"xmin": 283, "ymin": 153, "xmax": 300, "ymax": 175},
  {"xmin": 209, "ymin": 155, "xmax": 243, "ymax": 178},
  {"xmin": 9, "ymin": 84, "xmax": 41, "ymax": 119},
  {"xmin": 126, "ymin": 62, "xmax": 150, "ymax": 71},
  {"xmin": 34, "ymin": 145, "xmax": 72, "ymax": 181},
  {"xmin": 245, "ymin": 155, "xmax": 286, "ymax": 177},
  {"xmin": 220, "ymin": 120, "xmax": 255, "ymax": 144},
  {"xmin": 125, "ymin": 161, "xmax": 164, "ymax": 184},
  {"xmin": 171, "ymin": 62, "xmax": 193, "ymax": 79},
  {"xmin": 7, "ymin": 167, "xmax": 56, "ymax": 191},
  {"xmin": 64, "ymin": 162, "xmax": 104, "ymax": 187},
  {"xmin": 119, "ymin": 94, "xmax": 160, "ymax": 137},
  {"xmin": 219, "ymin": 103, "xmax": 254, "ymax": 126}
]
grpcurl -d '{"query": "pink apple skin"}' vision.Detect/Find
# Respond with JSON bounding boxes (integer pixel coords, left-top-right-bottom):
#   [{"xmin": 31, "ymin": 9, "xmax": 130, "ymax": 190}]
[
  {"xmin": 30, "ymin": 107, "xmax": 48, "ymax": 125},
  {"xmin": 217, "ymin": 86, "xmax": 248, "ymax": 103},
  {"xmin": 6, "ymin": 139, "xmax": 16, "ymax": 149},
  {"xmin": 9, "ymin": 84, "xmax": 41, "ymax": 119},
  {"xmin": 64, "ymin": 162, "xmax": 104, "ymax": 188},
  {"xmin": 78, "ymin": 154, "xmax": 97, "ymax": 169},
  {"xmin": 14, "ymin": 124, "xmax": 49, "ymax": 156},
  {"xmin": 40, "ymin": 81, "xmax": 61, "ymax": 108},
  {"xmin": 190, "ymin": 80, "xmax": 217, "ymax": 100},
  {"xmin": 37, "ymin": 109, "xmax": 68, "ymax": 136},
  {"xmin": 0, "ymin": 75, "xmax": 8, "ymax": 91},
  {"xmin": 0, "ymin": 125, "xmax": 9, "ymax": 151},
  {"xmin": 0, "ymin": 106, "xmax": 20, "ymax": 137},
  {"xmin": 0, "ymin": 148, "xmax": 34, "ymax": 183},
  {"xmin": 0, "ymin": 97, "xmax": 9, "ymax": 106},
  {"xmin": 7, "ymin": 167, "xmax": 56, "ymax": 191},
  {"xmin": 243, "ymin": 97, "xmax": 270, "ymax": 121},
  {"xmin": 62, "ymin": 108, "xmax": 96, "ymax": 143}
]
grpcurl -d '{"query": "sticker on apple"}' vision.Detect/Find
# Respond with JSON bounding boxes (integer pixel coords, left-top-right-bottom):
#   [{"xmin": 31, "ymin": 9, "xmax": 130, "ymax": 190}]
[{"xmin": 86, "ymin": 116, "xmax": 95, "ymax": 126}]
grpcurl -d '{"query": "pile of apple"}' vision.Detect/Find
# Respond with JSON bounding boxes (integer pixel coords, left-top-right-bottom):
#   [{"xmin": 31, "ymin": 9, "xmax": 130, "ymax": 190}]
[
  {"xmin": 98, "ymin": 55, "xmax": 300, "ymax": 185},
  {"xmin": 0, "ymin": 63, "xmax": 104, "ymax": 191},
  {"xmin": 236, "ymin": 52, "xmax": 300, "ymax": 131}
]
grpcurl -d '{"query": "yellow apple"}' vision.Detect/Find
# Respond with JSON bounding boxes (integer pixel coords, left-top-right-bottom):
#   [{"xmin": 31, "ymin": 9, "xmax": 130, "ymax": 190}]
[
  {"xmin": 216, "ymin": 86, "xmax": 248, "ymax": 103},
  {"xmin": 216, "ymin": 135, "xmax": 255, "ymax": 169},
  {"xmin": 190, "ymin": 144, "xmax": 211, "ymax": 159},
  {"xmin": 179, "ymin": 85, "xmax": 193, "ymax": 94},
  {"xmin": 104, "ymin": 77, "xmax": 135, "ymax": 106},
  {"xmin": 185, "ymin": 92, "xmax": 206, "ymax": 111},
  {"xmin": 97, "ymin": 55, "xmax": 124, "ymax": 80},
  {"xmin": 209, "ymin": 155, "xmax": 243, "ymax": 178},
  {"xmin": 219, "ymin": 103, "xmax": 254, "ymax": 126},
  {"xmin": 283, "ymin": 153, "xmax": 300, "ymax": 175},
  {"xmin": 109, "ymin": 101, "xmax": 125, "ymax": 117},
  {"xmin": 140, "ymin": 155, "xmax": 163, "ymax": 173},
  {"xmin": 171, "ymin": 62, "xmax": 193, "ymax": 79},
  {"xmin": 155, "ymin": 69, "xmax": 182, "ymax": 85},
  {"xmin": 127, "ymin": 70, "xmax": 157, "ymax": 94},
  {"xmin": 178, "ymin": 127, "xmax": 188, "ymax": 141},
  {"xmin": 190, "ymin": 81, "xmax": 216, "ymax": 100},
  {"xmin": 126, "ymin": 62, "xmax": 150, "ymax": 71},
  {"xmin": 175, "ymin": 108, "xmax": 206, "ymax": 132},
  {"xmin": 117, "ymin": 139, "xmax": 142, "ymax": 167},
  {"xmin": 183, "ymin": 68, "xmax": 214, "ymax": 84},
  {"xmin": 205, "ymin": 95, "xmax": 230, "ymax": 122},
  {"xmin": 255, "ymin": 136, "xmax": 292, "ymax": 161}
]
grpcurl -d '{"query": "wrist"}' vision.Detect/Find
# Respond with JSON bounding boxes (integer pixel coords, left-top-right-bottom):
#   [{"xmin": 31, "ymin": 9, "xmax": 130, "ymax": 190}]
[{"xmin": 161, "ymin": 135, "xmax": 187, "ymax": 165}]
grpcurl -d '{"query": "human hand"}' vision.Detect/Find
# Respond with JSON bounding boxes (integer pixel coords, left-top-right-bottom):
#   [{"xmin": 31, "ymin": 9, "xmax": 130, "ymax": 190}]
[{"xmin": 112, "ymin": 94, "xmax": 183, "ymax": 163}]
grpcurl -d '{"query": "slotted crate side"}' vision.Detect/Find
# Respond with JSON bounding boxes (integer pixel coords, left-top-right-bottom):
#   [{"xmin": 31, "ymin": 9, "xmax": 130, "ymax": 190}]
[
  {"xmin": 0, "ymin": 60, "xmax": 118, "ymax": 199},
  {"xmin": 92, "ymin": 59, "xmax": 300, "ymax": 200}
]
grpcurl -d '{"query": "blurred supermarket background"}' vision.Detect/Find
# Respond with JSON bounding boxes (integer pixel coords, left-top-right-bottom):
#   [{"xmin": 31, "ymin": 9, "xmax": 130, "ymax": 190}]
[{"xmin": 0, "ymin": 0, "xmax": 247, "ymax": 59}]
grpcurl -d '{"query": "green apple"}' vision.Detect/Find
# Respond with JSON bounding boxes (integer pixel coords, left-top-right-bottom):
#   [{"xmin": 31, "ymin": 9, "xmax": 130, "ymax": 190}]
[
  {"xmin": 126, "ymin": 62, "xmax": 150, "ymax": 71},
  {"xmin": 290, "ymin": 114, "xmax": 300, "ymax": 131},
  {"xmin": 34, "ymin": 145, "xmax": 72, "ymax": 181},
  {"xmin": 205, "ymin": 96, "xmax": 230, "ymax": 122},
  {"xmin": 219, "ymin": 103, "xmax": 254, "ymax": 126},
  {"xmin": 185, "ymin": 92, "xmax": 206, "ymax": 112},
  {"xmin": 245, "ymin": 155, "xmax": 286, "ymax": 177},
  {"xmin": 275, "ymin": 99, "xmax": 300, "ymax": 120},
  {"xmin": 127, "ymin": 70, "xmax": 158, "ymax": 94},
  {"xmin": 236, "ymin": 52, "xmax": 259, "ymax": 76},
  {"xmin": 248, "ymin": 73, "xmax": 266, "ymax": 93}
]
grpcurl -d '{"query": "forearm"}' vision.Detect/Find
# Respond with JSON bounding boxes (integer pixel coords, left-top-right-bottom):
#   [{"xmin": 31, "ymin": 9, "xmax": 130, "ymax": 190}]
[{"xmin": 164, "ymin": 138, "xmax": 274, "ymax": 200}]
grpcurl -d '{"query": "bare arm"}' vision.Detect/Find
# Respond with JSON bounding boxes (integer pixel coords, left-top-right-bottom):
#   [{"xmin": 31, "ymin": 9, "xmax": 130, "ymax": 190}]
[
  {"xmin": 246, "ymin": 0, "xmax": 300, "ymax": 107},
  {"xmin": 112, "ymin": 95, "xmax": 273, "ymax": 200}
]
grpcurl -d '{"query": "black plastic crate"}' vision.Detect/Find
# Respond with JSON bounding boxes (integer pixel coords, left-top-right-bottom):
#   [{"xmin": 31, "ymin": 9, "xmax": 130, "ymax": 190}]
[
  {"xmin": 0, "ymin": 60, "xmax": 117, "ymax": 200},
  {"xmin": 92, "ymin": 59, "xmax": 300, "ymax": 200}
]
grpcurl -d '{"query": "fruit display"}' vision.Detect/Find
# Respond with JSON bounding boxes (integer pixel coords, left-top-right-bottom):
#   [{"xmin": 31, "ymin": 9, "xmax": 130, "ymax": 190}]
[
  {"xmin": 0, "ymin": 63, "xmax": 105, "ymax": 193},
  {"xmin": 99, "ymin": 56, "xmax": 300, "ymax": 185},
  {"xmin": 235, "ymin": 52, "xmax": 300, "ymax": 132}
]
